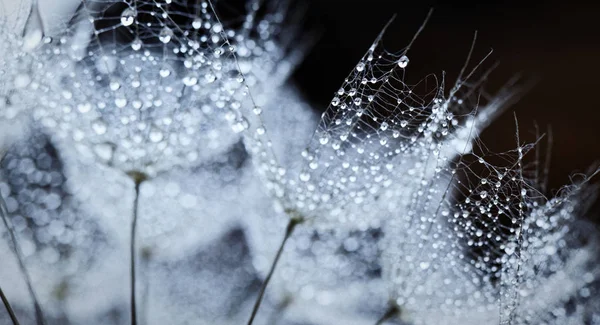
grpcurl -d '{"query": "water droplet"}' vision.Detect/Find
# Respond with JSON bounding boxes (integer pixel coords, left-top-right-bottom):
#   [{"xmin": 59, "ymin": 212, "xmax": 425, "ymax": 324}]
[
  {"xmin": 92, "ymin": 118, "xmax": 107, "ymax": 135},
  {"xmin": 331, "ymin": 97, "xmax": 340, "ymax": 106},
  {"xmin": 212, "ymin": 23, "xmax": 223, "ymax": 33},
  {"xmin": 256, "ymin": 127, "xmax": 265, "ymax": 135},
  {"xmin": 356, "ymin": 62, "xmax": 365, "ymax": 72},
  {"xmin": 397, "ymin": 55, "xmax": 409, "ymax": 68},
  {"xmin": 299, "ymin": 172, "xmax": 310, "ymax": 182},
  {"xmin": 109, "ymin": 81, "xmax": 121, "ymax": 91},
  {"xmin": 380, "ymin": 122, "xmax": 389, "ymax": 131},
  {"xmin": 115, "ymin": 98, "xmax": 127, "ymax": 108},
  {"xmin": 353, "ymin": 97, "xmax": 362, "ymax": 106},
  {"xmin": 504, "ymin": 243, "xmax": 516, "ymax": 255},
  {"xmin": 479, "ymin": 191, "xmax": 488, "ymax": 199},
  {"xmin": 231, "ymin": 117, "xmax": 248, "ymax": 133},
  {"xmin": 319, "ymin": 136, "xmax": 329, "ymax": 145},
  {"xmin": 159, "ymin": 68, "xmax": 171, "ymax": 77},
  {"xmin": 131, "ymin": 38, "xmax": 142, "ymax": 51},
  {"xmin": 182, "ymin": 75, "xmax": 198, "ymax": 86},
  {"xmin": 121, "ymin": 8, "xmax": 136, "ymax": 27},
  {"xmin": 159, "ymin": 27, "xmax": 173, "ymax": 44},
  {"xmin": 77, "ymin": 103, "xmax": 91, "ymax": 113},
  {"xmin": 192, "ymin": 18, "xmax": 202, "ymax": 29},
  {"xmin": 149, "ymin": 127, "xmax": 164, "ymax": 142}
]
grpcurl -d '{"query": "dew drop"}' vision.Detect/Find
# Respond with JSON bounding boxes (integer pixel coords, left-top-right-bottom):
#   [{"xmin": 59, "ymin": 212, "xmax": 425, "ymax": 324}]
[
  {"xmin": 115, "ymin": 98, "xmax": 127, "ymax": 108},
  {"xmin": 331, "ymin": 97, "xmax": 340, "ymax": 106},
  {"xmin": 192, "ymin": 18, "xmax": 202, "ymax": 29},
  {"xmin": 504, "ymin": 243, "xmax": 516, "ymax": 255},
  {"xmin": 397, "ymin": 55, "xmax": 409, "ymax": 68},
  {"xmin": 109, "ymin": 81, "xmax": 121, "ymax": 91},
  {"xmin": 120, "ymin": 8, "xmax": 136, "ymax": 27},
  {"xmin": 159, "ymin": 27, "xmax": 173, "ymax": 44},
  {"xmin": 77, "ymin": 103, "xmax": 91, "ymax": 113},
  {"xmin": 159, "ymin": 68, "xmax": 171, "ymax": 78},
  {"xmin": 182, "ymin": 75, "xmax": 198, "ymax": 86},
  {"xmin": 91, "ymin": 118, "xmax": 107, "ymax": 135},
  {"xmin": 380, "ymin": 122, "xmax": 389, "ymax": 131},
  {"xmin": 131, "ymin": 38, "xmax": 142, "ymax": 51},
  {"xmin": 149, "ymin": 127, "xmax": 164, "ymax": 142},
  {"xmin": 299, "ymin": 172, "xmax": 311, "ymax": 182},
  {"xmin": 231, "ymin": 117, "xmax": 249, "ymax": 133}
]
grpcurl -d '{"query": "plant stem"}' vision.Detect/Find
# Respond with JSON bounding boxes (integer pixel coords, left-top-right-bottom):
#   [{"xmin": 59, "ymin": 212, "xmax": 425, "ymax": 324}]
[
  {"xmin": 246, "ymin": 218, "xmax": 301, "ymax": 325},
  {"xmin": 0, "ymin": 285, "xmax": 20, "ymax": 325},
  {"xmin": 127, "ymin": 171, "xmax": 147, "ymax": 325},
  {"xmin": 374, "ymin": 305, "xmax": 399, "ymax": 325},
  {"xmin": 0, "ymin": 189, "xmax": 44, "ymax": 325}
]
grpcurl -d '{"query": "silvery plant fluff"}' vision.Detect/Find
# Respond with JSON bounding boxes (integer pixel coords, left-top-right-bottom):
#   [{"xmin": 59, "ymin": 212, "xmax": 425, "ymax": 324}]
[
  {"xmin": 233, "ymin": 10, "xmax": 600, "ymax": 325},
  {"xmin": 13, "ymin": 0, "xmax": 294, "ymax": 177},
  {"xmin": 0, "ymin": 0, "xmax": 302, "ymax": 324},
  {"xmin": 0, "ymin": 2, "xmax": 599, "ymax": 325}
]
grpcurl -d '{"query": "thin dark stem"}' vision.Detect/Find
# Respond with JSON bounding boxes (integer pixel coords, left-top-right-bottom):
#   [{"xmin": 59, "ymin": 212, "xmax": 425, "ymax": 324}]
[
  {"xmin": 0, "ymin": 189, "xmax": 45, "ymax": 325},
  {"xmin": 127, "ymin": 171, "xmax": 147, "ymax": 325},
  {"xmin": 246, "ymin": 218, "xmax": 300, "ymax": 325},
  {"xmin": 0, "ymin": 285, "xmax": 20, "ymax": 325},
  {"xmin": 374, "ymin": 305, "xmax": 399, "ymax": 325},
  {"xmin": 130, "ymin": 180, "xmax": 142, "ymax": 325},
  {"xmin": 140, "ymin": 247, "xmax": 152, "ymax": 325}
]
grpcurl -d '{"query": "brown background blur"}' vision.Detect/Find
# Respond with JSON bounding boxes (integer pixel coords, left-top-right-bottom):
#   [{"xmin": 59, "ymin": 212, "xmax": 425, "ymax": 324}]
[{"xmin": 292, "ymin": 1, "xmax": 600, "ymax": 204}]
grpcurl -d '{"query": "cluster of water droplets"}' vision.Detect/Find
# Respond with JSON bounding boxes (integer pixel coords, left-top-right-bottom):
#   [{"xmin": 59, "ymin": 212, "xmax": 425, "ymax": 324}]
[
  {"xmin": 236, "ymin": 16, "xmax": 600, "ymax": 325},
  {"xmin": 7, "ymin": 0, "xmax": 292, "ymax": 176},
  {"xmin": 0, "ymin": 2, "xmax": 598, "ymax": 324}
]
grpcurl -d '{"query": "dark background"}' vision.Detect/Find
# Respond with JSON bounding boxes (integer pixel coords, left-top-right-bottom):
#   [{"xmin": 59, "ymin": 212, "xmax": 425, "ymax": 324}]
[{"xmin": 290, "ymin": 0, "xmax": 600, "ymax": 200}]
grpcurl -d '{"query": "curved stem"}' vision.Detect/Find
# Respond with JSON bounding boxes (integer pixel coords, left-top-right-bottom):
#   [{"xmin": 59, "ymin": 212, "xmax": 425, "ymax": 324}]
[
  {"xmin": 0, "ymin": 190, "xmax": 44, "ymax": 325},
  {"xmin": 246, "ymin": 218, "xmax": 300, "ymax": 325},
  {"xmin": 0, "ymin": 285, "xmax": 20, "ymax": 325},
  {"xmin": 127, "ymin": 172, "xmax": 147, "ymax": 325}
]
